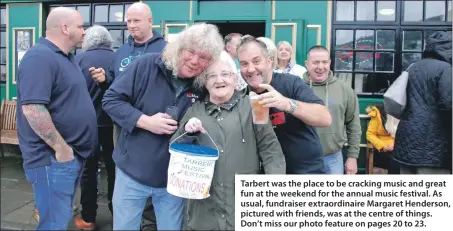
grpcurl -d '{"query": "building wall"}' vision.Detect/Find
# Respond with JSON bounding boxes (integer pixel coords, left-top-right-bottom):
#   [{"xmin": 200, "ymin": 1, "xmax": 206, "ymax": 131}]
[
  {"xmin": 274, "ymin": 0, "xmax": 329, "ymax": 63},
  {"xmin": 1, "ymin": 84, "xmax": 5, "ymax": 100},
  {"xmin": 1, "ymin": 0, "xmax": 332, "ymax": 101},
  {"xmin": 3, "ymin": 3, "xmax": 42, "ymax": 101},
  {"xmin": 144, "ymin": 1, "xmax": 330, "ymax": 65}
]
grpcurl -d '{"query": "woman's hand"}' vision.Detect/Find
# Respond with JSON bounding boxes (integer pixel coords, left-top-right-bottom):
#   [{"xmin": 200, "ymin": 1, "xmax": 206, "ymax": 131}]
[
  {"xmin": 383, "ymin": 145, "xmax": 394, "ymax": 152},
  {"xmin": 185, "ymin": 117, "xmax": 206, "ymax": 134}
]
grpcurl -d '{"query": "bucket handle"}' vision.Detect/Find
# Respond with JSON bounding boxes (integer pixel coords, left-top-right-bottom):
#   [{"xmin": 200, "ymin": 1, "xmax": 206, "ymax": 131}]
[{"xmin": 170, "ymin": 129, "xmax": 219, "ymax": 152}]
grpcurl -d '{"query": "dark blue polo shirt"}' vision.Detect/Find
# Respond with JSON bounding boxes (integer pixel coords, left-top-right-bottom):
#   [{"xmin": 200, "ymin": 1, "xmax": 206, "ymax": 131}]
[
  {"xmin": 16, "ymin": 38, "xmax": 98, "ymax": 169},
  {"xmin": 268, "ymin": 72, "xmax": 326, "ymax": 174}
]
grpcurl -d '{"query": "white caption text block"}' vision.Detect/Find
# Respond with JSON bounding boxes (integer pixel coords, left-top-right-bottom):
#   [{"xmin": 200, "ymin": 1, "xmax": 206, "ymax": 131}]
[{"xmin": 235, "ymin": 175, "xmax": 453, "ymax": 231}]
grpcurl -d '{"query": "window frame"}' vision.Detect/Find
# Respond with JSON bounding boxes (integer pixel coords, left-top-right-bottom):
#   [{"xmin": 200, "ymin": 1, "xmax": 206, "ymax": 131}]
[
  {"xmin": 331, "ymin": 0, "xmax": 452, "ymax": 97},
  {"xmin": 1, "ymin": 5, "xmax": 6, "ymax": 84},
  {"xmin": 401, "ymin": 0, "xmax": 452, "ymax": 25},
  {"xmin": 48, "ymin": 2, "xmax": 133, "ymax": 55},
  {"xmin": 333, "ymin": 0, "xmax": 401, "ymax": 25}
]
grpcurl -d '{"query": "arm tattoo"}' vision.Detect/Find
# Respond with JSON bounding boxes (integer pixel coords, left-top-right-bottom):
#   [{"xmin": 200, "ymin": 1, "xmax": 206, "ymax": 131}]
[{"xmin": 22, "ymin": 104, "xmax": 66, "ymax": 150}]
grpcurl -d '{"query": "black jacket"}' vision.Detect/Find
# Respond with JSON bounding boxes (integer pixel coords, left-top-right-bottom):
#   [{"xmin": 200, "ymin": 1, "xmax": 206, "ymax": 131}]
[
  {"xmin": 394, "ymin": 31, "xmax": 452, "ymax": 171},
  {"xmin": 75, "ymin": 46, "xmax": 115, "ymax": 127}
]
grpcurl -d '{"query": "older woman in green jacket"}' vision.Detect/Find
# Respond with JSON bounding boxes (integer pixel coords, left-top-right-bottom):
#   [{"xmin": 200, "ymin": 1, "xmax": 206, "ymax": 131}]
[{"xmin": 171, "ymin": 51, "xmax": 286, "ymax": 230}]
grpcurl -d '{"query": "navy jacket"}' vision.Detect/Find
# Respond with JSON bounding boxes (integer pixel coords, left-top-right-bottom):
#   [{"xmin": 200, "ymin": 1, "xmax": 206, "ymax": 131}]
[
  {"xmin": 106, "ymin": 31, "xmax": 166, "ymax": 84},
  {"xmin": 75, "ymin": 45, "xmax": 115, "ymax": 127},
  {"xmin": 102, "ymin": 53, "xmax": 202, "ymax": 187}
]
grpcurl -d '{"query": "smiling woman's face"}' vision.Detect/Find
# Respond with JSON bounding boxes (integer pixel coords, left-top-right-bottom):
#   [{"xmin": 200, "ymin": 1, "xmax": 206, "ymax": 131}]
[{"xmin": 205, "ymin": 60, "xmax": 237, "ymax": 104}]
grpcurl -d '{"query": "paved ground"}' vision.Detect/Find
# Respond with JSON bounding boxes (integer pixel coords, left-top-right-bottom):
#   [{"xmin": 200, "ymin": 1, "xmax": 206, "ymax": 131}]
[{"xmin": 1, "ymin": 153, "xmax": 113, "ymax": 230}]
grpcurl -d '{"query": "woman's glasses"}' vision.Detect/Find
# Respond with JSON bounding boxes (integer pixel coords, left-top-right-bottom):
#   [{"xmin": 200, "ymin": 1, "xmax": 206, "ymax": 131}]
[{"xmin": 207, "ymin": 71, "xmax": 234, "ymax": 80}]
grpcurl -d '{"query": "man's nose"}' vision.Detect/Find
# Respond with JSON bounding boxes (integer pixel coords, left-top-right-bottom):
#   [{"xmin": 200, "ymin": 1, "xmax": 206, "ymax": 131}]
[
  {"xmin": 190, "ymin": 55, "xmax": 199, "ymax": 65},
  {"xmin": 247, "ymin": 65, "xmax": 256, "ymax": 73}
]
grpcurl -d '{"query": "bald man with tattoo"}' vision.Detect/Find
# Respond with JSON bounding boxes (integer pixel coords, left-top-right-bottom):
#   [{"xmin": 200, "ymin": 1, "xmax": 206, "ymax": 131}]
[{"xmin": 16, "ymin": 7, "xmax": 97, "ymax": 230}]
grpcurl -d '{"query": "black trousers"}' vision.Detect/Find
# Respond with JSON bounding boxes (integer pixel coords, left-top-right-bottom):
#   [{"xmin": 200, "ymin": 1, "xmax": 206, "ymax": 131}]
[
  {"xmin": 80, "ymin": 127, "xmax": 115, "ymax": 222},
  {"xmin": 141, "ymin": 198, "xmax": 157, "ymax": 231},
  {"xmin": 373, "ymin": 150, "xmax": 399, "ymax": 174}
]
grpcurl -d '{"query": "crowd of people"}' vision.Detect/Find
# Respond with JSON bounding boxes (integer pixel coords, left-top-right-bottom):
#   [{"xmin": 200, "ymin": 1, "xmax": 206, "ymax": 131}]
[{"xmin": 14, "ymin": 2, "xmax": 451, "ymax": 231}]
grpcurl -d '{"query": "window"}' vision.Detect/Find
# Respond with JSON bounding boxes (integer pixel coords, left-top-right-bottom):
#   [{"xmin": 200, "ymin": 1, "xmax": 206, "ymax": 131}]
[
  {"xmin": 334, "ymin": 29, "xmax": 396, "ymax": 94},
  {"xmin": 403, "ymin": 0, "xmax": 452, "ymax": 22},
  {"xmin": 332, "ymin": 0, "xmax": 451, "ymax": 96},
  {"xmin": 48, "ymin": 2, "xmax": 133, "ymax": 54},
  {"xmin": 336, "ymin": 0, "xmax": 397, "ymax": 22},
  {"xmin": 1, "ymin": 5, "xmax": 6, "ymax": 83}
]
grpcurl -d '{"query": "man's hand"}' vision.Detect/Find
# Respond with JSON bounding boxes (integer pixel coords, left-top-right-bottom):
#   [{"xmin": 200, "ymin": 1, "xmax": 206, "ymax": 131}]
[
  {"xmin": 257, "ymin": 84, "xmax": 291, "ymax": 112},
  {"xmin": 89, "ymin": 67, "xmax": 106, "ymax": 83},
  {"xmin": 55, "ymin": 144, "xmax": 74, "ymax": 163},
  {"xmin": 22, "ymin": 104, "xmax": 75, "ymax": 163},
  {"xmin": 185, "ymin": 117, "xmax": 206, "ymax": 134},
  {"xmin": 345, "ymin": 157, "xmax": 358, "ymax": 175},
  {"xmin": 140, "ymin": 113, "xmax": 178, "ymax": 135}
]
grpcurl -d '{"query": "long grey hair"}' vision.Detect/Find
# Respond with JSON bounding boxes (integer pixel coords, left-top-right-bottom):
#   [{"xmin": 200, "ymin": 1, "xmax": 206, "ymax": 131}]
[
  {"xmin": 161, "ymin": 22, "xmax": 224, "ymax": 74},
  {"xmin": 82, "ymin": 25, "xmax": 113, "ymax": 51}
]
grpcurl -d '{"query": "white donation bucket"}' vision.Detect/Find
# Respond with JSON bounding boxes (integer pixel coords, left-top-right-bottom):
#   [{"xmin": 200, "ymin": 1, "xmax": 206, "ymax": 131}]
[{"xmin": 167, "ymin": 132, "xmax": 219, "ymax": 200}]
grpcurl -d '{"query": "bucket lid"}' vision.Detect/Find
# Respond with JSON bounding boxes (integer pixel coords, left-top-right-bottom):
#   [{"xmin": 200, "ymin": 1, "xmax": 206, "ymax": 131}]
[{"xmin": 170, "ymin": 143, "xmax": 218, "ymax": 157}]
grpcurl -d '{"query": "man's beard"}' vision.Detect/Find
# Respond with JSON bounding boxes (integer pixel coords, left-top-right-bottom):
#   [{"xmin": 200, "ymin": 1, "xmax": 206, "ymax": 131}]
[{"xmin": 69, "ymin": 33, "xmax": 83, "ymax": 50}]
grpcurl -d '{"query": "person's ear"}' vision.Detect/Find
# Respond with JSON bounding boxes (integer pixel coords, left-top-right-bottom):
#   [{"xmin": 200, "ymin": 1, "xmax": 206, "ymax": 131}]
[
  {"xmin": 61, "ymin": 24, "xmax": 69, "ymax": 36},
  {"xmin": 267, "ymin": 56, "xmax": 273, "ymax": 67}
]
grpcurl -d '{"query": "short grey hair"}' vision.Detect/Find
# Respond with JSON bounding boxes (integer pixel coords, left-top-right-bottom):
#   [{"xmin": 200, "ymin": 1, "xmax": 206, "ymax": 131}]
[
  {"xmin": 258, "ymin": 37, "xmax": 278, "ymax": 69},
  {"xmin": 161, "ymin": 22, "xmax": 224, "ymax": 75},
  {"xmin": 82, "ymin": 25, "xmax": 113, "ymax": 51},
  {"xmin": 194, "ymin": 50, "xmax": 238, "ymax": 89},
  {"xmin": 237, "ymin": 35, "xmax": 269, "ymax": 60}
]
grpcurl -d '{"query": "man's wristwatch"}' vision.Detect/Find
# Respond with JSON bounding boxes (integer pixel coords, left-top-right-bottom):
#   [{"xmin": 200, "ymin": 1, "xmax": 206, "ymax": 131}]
[{"xmin": 286, "ymin": 99, "xmax": 297, "ymax": 114}]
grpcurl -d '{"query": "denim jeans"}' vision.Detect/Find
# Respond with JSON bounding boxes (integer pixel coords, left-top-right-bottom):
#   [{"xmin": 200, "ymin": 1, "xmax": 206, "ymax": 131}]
[
  {"xmin": 25, "ymin": 155, "xmax": 83, "ymax": 230},
  {"xmin": 113, "ymin": 124, "xmax": 157, "ymax": 229},
  {"xmin": 323, "ymin": 151, "xmax": 344, "ymax": 174},
  {"xmin": 112, "ymin": 167, "xmax": 183, "ymax": 230}
]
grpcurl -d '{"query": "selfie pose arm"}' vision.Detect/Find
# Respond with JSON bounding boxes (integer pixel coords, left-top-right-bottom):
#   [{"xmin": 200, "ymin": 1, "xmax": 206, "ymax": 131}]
[{"xmin": 257, "ymin": 83, "xmax": 332, "ymax": 127}]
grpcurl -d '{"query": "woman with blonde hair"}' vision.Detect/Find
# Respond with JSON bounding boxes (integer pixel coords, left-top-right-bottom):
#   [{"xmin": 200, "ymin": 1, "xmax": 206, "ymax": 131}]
[{"xmin": 276, "ymin": 41, "xmax": 307, "ymax": 78}]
